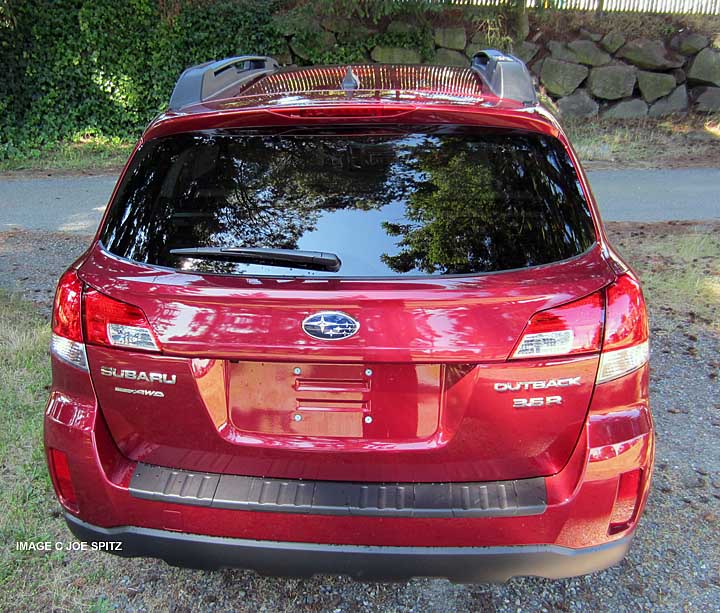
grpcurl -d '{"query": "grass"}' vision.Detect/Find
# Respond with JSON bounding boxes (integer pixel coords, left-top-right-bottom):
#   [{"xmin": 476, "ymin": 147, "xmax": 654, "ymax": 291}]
[
  {"xmin": 0, "ymin": 293, "xmax": 57, "ymax": 606},
  {"xmin": 0, "ymin": 293, "xmax": 135, "ymax": 611},
  {"xmin": 0, "ymin": 135, "xmax": 134, "ymax": 174},
  {"xmin": 606, "ymin": 222, "xmax": 720, "ymax": 334},
  {"xmin": 530, "ymin": 10, "xmax": 720, "ymax": 41},
  {"xmin": 565, "ymin": 114, "xmax": 720, "ymax": 168}
]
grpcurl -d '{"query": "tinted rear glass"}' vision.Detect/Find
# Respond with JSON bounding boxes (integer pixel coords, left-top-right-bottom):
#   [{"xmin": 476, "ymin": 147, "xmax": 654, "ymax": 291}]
[{"xmin": 101, "ymin": 128, "xmax": 595, "ymax": 277}]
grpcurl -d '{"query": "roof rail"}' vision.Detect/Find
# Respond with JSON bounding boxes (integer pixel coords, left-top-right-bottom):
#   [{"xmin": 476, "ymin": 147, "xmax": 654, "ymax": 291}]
[
  {"xmin": 470, "ymin": 50, "xmax": 537, "ymax": 107},
  {"xmin": 169, "ymin": 55, "xmax": 280, "ymax": 111}
]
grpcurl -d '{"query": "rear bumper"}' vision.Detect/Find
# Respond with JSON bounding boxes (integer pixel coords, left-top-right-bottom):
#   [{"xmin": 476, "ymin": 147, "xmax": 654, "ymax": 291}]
[
  {"xmin": 65, "ymin": 513, "xmax": 632, "ymax": 582},
  {"xmin": 45, "ymin": 359, "xmax": 654, "ymax": 581}
]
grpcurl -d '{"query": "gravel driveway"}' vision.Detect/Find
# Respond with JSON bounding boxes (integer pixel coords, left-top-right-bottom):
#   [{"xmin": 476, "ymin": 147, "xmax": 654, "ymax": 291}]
[{"xmin": 1, "ymin": 227, "xmax": 718, "ymax": 612}]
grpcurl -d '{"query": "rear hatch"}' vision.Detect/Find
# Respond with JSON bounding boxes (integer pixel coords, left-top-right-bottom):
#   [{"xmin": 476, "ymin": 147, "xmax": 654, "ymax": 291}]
[{"xmin": 80, "ymin": 125, "xmax": 612, "ymax": 482}]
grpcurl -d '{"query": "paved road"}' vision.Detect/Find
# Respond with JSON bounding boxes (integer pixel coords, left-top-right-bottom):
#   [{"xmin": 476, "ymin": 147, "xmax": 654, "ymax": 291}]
[{"xmin": 0, "ymin": 168, "xmax": 718, "ymax": 233}]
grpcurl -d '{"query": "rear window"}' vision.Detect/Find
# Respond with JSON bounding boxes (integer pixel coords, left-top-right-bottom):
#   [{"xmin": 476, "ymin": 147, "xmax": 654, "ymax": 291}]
[{"xmin": 101, "ymin": 127, "xmax": 596, "ymax": 277}]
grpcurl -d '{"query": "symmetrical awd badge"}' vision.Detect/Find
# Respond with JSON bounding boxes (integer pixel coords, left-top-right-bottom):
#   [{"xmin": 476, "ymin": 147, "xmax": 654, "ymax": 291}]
[{"xmin": 302, "ymin": 311, "xmax": 360, "ymax": 341}]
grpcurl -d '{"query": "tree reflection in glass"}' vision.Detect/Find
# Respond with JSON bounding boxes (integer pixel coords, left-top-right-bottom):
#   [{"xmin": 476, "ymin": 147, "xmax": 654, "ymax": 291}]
[
  {"xmin": 102, "ymin": 128, "xmax": 594, "ymax": 277},
  {"xmin": 383, "ymin": 132, "xmax": 593, "ymax": 275}
]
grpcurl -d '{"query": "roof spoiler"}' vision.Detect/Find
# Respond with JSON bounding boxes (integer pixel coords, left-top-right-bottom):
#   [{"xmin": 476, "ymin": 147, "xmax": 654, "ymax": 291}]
[
  {"xmin": 169, "ymin": 55, "xmax": 279, "ymax": 111},
  {"xmin": 471, "ymin": 49, "xmax": 537, "ymax": 107}
]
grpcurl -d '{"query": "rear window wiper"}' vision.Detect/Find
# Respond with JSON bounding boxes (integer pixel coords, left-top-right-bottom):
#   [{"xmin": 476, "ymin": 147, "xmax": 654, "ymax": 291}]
[{"xmin": 169, "ymin": 247, "xmax": 342, "ymax": 272}]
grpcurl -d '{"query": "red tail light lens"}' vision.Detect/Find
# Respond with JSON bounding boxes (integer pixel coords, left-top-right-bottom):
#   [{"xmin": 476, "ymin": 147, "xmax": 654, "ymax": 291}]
[
  {"xmin": 604, "ymin": 274, "xmax": 649, "ymax": 350},
  {"xmin": 511, "ymin": 292, "xmax": 604, "ymax": 359},
  {"xmin": 83, "ymin": 289, "xmax": 160, "ymax": 352},
  {"xmin": 597, "ymin": 274, "xmax": 649, "ymax": 383},
  {"xmin": 51, "ymin": 269, "xmax": 88, "ymax": 370},
  {"xmin": 48, "ymin": 448, "xmax": 78, "ymax": 510},
  {"xmin": 52, "ymin": 269, "xmax": 83, "ymax": 342}
]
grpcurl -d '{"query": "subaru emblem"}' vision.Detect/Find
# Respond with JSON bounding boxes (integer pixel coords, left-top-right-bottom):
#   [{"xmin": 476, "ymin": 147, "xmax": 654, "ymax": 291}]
[{"xmin": 302, "ymin": 311, "xmax": 360, "ymax": 341}]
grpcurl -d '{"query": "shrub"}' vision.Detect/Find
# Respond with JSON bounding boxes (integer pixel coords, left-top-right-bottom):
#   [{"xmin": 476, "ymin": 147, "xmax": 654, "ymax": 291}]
[{"xmin": 0, "ymin": 0, "xmax": 508, "ymax": 158}]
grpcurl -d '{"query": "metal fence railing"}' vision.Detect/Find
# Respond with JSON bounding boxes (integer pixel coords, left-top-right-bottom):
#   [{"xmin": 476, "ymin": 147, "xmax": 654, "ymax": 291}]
[
  {"xmin": 427, "ymin": 0, "xmax": 720, "ymax": 14},
  {"xmin": 538, "ymin": 0, "xmax": 720, "ymax": 12}
]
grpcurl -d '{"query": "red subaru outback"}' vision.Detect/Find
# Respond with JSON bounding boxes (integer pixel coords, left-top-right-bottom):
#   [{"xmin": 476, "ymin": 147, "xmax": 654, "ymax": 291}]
[{"xmin": 45, "ymin": 52, "xmax": 653, "ymax": 582}]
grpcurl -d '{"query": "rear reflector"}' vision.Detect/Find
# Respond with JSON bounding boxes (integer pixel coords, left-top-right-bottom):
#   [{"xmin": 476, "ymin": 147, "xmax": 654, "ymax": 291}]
[
  {"xmin": 48, "ymin": 448, "xmax": 78, "ymax": 510},
  {"xmin": 609, "ymin": 469, "xmax": 642, "ymax": 534},
  {"xmin": 83, "ymin": 289, "xmax": 160, "ymax": 352},
  {"xmin": 512, "ymin": 292, "xmax": 603, "ymax": 359}
]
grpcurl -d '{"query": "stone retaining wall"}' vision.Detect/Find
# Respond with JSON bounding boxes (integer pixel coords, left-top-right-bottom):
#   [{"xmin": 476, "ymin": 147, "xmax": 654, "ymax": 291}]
[
  {"xmin": 520, "ymin": 30, "xmax": 720, "ymax": 117},
  {"xmin": 293, "ymin": 18, "xmax": 720, "ymax": 116}
]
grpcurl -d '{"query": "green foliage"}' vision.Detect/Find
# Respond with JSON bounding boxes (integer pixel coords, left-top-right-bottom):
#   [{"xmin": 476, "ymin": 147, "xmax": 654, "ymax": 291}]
[
  {"xmin": 1, "ymin": 0, "xmax": 285, "ymax": 157},
  {"xmin": 469, "ymin": 12, "xmax": 514, "ymax": 51},
  {"xmin": 295, "ymin": 0, "xmax": 450, "ymax": 23},
  {"xmin": 273, "ymin": 1, "xmax": 435, "ymax": 65},
  {"xmin": 0, "ymin": 0, "xmax": 509, "ymax": 161}
]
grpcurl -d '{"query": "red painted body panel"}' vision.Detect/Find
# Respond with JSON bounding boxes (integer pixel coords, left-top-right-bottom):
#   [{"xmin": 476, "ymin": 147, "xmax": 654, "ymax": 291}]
[
  {"xmin": 85, "ymin": 343, "xmax": 601, "ymax": 481},
  {"xmin": 77, "ymin": 238, "xmax": 615, "ymax": 482},
  {"xmin": 78, "ymin": 243, "xmax": 613, "ymax": 363},
  {"xmin": 45, "ymin": 63, "xmax": 654, "ymax": 567},
  {"xmin": 44, "ymin": 356, "xmax": 653, "ymax": 548}
]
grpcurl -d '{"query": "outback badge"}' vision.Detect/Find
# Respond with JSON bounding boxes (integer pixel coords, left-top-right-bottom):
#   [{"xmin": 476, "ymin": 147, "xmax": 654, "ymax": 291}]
[{"xmin": 302, "ymin": 311, "xmax": 359, "ymax": 341}]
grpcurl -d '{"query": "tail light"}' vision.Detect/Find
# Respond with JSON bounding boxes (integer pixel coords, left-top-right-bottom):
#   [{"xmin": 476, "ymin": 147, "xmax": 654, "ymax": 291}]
[
  {"xmin": 597, "ymin": 274, "xmax": 649, "ymax": 383},
  {"xmin": 52, "ymin": 269, "xmax": 161, "ymax": 359},
  {"xmin": 511, "ymin": 292, "xmax": 604, "ymax": 359},
  {"xmin": 51, "ymin": 269, "xmax": 88, "ymax": 370},
  {"xmin": 47, "ymin": 448, "xmax": 78, "ymax": 511},
  {"xmin": 83, "ymin": 288, "xmax": 160, "ymax": 352},
  {"xmin": 511, "ymin": 273, "xmax": 648, "ymax": 384}
]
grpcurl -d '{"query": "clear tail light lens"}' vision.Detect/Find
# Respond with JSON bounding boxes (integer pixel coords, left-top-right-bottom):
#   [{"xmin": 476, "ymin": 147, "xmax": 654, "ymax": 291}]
[
  {"xmin": 51, "ymin": 333, "xmax": 88, "ymax": 370},
  {"xmin": 51, "ymin": 269, "xmax": 88, "ymax": 370},
  {"xmin": 597, "ymin": 341, "xmax": 649, "ymax": 384},
  {"xmin": 596, "ymin": 274, "xmax": 649, "ymax": 384},
  {"xmin": 83, "ymin": 289, "xmax": 160, "ymax": 352},
  {"xmin": 512, "ymin": 292, "xmax": 604, "ymax": 359}
]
